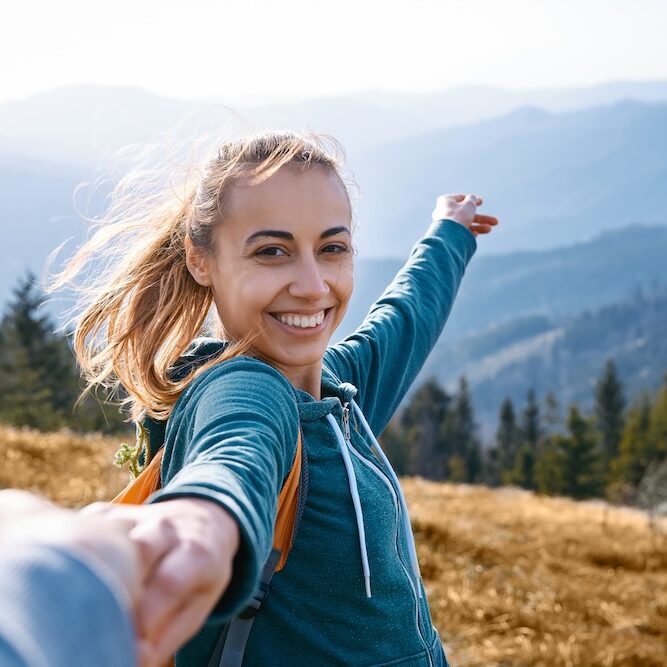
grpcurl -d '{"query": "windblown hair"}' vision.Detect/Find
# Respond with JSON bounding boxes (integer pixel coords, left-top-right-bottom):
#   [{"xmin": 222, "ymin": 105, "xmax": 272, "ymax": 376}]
[{"xmin": 52, "ymin": 130, "xmax": 353, "ymax": 421}]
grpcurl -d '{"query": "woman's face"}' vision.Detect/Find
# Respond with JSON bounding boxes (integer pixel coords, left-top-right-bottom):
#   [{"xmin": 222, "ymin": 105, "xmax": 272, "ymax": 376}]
[{"xmin": 189, "ymin": 164, "xmax": 354, "ymax": 392}]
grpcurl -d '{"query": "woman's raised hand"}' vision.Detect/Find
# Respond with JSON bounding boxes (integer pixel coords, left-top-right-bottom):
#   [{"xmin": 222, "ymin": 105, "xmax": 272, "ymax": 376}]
[{"xmin": 431, "ymin": 193, "xmax": 499, "ymax": 237}]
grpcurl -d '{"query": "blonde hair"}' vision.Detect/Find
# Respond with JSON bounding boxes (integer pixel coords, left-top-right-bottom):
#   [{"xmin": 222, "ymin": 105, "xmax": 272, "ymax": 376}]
[{"xmin": 52, "ymin": 129, "xmax": 354, "ymax": 421}]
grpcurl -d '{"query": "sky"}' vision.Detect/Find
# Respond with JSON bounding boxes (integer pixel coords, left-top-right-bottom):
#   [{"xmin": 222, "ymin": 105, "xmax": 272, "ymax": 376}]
[{"xmin": 2, "ymin": 0, "xmax": 666, "ymax": 104}]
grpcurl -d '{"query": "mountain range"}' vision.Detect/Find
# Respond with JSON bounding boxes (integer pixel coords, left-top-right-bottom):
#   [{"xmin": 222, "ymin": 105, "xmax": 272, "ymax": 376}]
[{"xmin": 1, "ymin": 82, "xmax": 666, "ymax": 436}]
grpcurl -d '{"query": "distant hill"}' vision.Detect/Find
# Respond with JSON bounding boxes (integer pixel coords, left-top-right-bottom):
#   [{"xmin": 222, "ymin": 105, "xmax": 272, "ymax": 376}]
[
  {"xmin": 423, "ymin": 286, "xmax": 667, "ymax": 439},
  {"xmin": 3, "ymin": 80, "xmax": 667, "ymax": 166},
  {"xmin": 351, "ymin": 99, "xmax": 667, "ymax": 256}
]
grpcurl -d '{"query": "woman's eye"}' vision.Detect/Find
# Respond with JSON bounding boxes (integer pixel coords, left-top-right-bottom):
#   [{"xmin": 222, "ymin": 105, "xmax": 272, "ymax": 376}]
[
  {"xmin": 256, "ymin": 246, "xmax": 287, "ymax": 257},
  {"xmin": 321, "ymin": 243, "xmax": 349, "ymax": 254}
]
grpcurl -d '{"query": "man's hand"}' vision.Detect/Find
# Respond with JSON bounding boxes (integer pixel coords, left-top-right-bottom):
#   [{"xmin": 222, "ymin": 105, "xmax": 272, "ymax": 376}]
[{"xmin": 431, "ymin": 193, "xmax": 499, "ymax": 236}]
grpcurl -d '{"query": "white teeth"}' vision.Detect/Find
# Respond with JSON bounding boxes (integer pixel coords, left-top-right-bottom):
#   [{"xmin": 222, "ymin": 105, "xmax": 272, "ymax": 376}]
[{"xmin": 275, "ymin": 310, "xmax": 326, "ymax": 328}]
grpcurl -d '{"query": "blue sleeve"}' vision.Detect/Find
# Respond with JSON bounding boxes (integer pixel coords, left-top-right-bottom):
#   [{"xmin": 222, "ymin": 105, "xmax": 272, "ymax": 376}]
[
  {"xmin": 0, "ymin": 545, "xmax": 136, "ymax": 667},
  {"xmin": 324, "ymin": 219, "xmax": 476, "ymax": 434},
  {"xmin": 150, "ymin": 357, "xmax": 300, "ymax": 621}
]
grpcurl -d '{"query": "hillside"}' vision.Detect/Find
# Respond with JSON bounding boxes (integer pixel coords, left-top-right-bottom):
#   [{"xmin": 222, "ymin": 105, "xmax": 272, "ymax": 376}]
[
  {"xmin": 422, "ymin": 286, "xmax": 667, "ymax": 436},
  {"xmin": 3, "ymin": 425, "xmax": 665, "ymax": 666},
  {"xmin": 352, "ymin": 99, "xmax": 667, "ymax": 256}
]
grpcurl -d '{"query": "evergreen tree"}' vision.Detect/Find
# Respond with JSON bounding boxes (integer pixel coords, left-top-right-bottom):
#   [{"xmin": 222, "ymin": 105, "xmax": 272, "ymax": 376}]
[
  {"xmin": 559, "ymin": 405, "xmax": 605, "ymax": 499},
  {"xmin": 378, "ymin": 418, "xmax": 410, "ymax": 476},
  {"xmin": 534, "ymin": 391, "xmax": 564, "ymax": 495},
  {"xmin": 0, "ymin": 272, "xmax": 127, "ymax": 432},
  {"xmin": 481, "ymin": 444, "xmax": 501, "ymax": 487},
  {"xmin": 0, "ymin": 272, "xmax": 78, "ymax": 429},
  {"xmin": 534, "ymin": 436, "xmax": 565, "ymax": 495},
  {"xmin": 594, "ymin": 359, "xmax": 626, "ymax": 474},
  {"xmin": 400, "ymin": 378, "xmax": 451, "ymax": 479},
  {"xmin": 496, "ymin": 397, "xmax": 520, "ymax": 485},
  {"xmin": 446, "ymin": 377, "xmax": 481, "ymax": 483},
  {"xmin": 611, "ymin": 394, "xmax": 653, "ymax": 486},
  {"xmin": 510, "ymin": 389, "xmax": 541, "ymax": 490},
  {"xmin": 646, "ymin": 374, "xmax": 667, "ymax": 464},
  {"xmin": 543, "ymin": 391, "xmax": 561, "ymax": 435}
]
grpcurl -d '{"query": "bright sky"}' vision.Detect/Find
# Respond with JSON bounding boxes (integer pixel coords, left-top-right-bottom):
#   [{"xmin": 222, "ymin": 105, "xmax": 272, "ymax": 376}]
[{"xmin": 2, "ymin": 0, "xmax": 666, "ymax": 104}]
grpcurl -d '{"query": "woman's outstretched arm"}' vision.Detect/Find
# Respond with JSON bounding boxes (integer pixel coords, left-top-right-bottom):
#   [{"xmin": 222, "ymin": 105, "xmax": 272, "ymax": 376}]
[{"xmin": 325, "ymin": 194, "xmax": 498, "ymax": 435}]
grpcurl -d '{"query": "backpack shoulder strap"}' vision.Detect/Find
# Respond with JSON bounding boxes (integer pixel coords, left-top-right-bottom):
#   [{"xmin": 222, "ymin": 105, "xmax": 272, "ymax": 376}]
[{"xmin": 208, "ymin": 429, "xmax": 308, "ymax": 667}]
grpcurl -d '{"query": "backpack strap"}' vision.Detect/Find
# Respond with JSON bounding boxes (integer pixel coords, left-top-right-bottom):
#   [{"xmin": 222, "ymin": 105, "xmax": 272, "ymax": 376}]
[{"xmin": 208, "ymin": 429, "xmax": 308, "ymax": 667}]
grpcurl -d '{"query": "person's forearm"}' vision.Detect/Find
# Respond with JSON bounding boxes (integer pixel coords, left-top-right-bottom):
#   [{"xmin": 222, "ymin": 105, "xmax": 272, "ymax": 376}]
[{"xmin": 0, "ymin": 544, "xmax": 137, "ymax": 667}]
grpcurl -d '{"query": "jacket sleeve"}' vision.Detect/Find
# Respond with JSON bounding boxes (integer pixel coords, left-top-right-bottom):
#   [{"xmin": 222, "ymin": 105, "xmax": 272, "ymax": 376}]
[
  {"xmin": 324, "ymin": 219, "xmax": 477, "ymax": 435},
  {"xmin": 149, "ymin": 357, "xmax": 300, "ymax": 622},
  {"xmin": 0, "ymin": 544, "xmax": 137, "ymax": 667}
]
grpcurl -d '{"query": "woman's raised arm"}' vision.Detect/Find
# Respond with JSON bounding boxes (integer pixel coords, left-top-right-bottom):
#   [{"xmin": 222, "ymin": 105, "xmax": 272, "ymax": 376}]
[{"xmin": 324, "ymin": 194, "xmax": 497, "ymax": 435}]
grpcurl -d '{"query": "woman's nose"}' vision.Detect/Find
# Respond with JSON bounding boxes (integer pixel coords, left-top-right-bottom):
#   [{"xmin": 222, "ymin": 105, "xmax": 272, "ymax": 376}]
[{"xmin": 288, "ymin": 256, "xmax": 330, "ymax": 300}]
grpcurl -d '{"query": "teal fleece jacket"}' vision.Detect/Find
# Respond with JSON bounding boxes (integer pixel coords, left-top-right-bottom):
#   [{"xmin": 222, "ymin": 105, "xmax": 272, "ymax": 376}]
[{"xmin": 150, "ymin": 219, "xmax": 477, "ymax": 666}]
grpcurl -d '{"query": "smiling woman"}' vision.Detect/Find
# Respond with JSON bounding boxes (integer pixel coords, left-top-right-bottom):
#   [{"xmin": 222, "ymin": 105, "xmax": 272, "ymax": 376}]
[
  {"xmin": 185, "ymin": 164, "xmax": 354, "ymax": 397},
  {"xmin": 51, "ymin": 128, "xmax": 497, "ymax": 666}
]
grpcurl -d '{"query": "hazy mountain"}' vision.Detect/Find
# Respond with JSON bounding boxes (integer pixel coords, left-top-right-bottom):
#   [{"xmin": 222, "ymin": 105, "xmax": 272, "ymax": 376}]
[
  {"xmin": 351, "ymin": 99, "xmax": 667, "ymax": 256},
  {"xmin": 0, "ymin": 152, "xmax": 93, "ymax": 311},
  {"xmin": 356, "ymin": 80, "xmax": 667, "ymax": 125},
  {"xmin": 2, "ymin": 80, "xmax": 667, "ymax": 168}
]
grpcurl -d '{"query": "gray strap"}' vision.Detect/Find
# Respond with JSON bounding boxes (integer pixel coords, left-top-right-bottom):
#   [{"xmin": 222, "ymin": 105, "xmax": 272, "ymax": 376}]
[
  {"xmin": 209, "ymin": 434, "xmax": 309, "ymax": 667},
  {"xmin": 209, "ymin": 548, "xmax": 282, "ymax": 667}
]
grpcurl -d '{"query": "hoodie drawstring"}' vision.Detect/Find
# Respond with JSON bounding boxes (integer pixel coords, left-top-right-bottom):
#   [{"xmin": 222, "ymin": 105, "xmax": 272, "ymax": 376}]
[
  {"xmin": 350, "ymin": 400, "xmax": 423, "ymax": 599},
  {"xmin": 326, "ymin": 412, "xmax": 372, "ymax": 598}
]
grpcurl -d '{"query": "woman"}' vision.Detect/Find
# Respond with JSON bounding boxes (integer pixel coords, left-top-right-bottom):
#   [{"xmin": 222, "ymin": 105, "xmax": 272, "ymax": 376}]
[{"xmin": 58, "ymin": 130, "xmax": 498, "ymax": 666}]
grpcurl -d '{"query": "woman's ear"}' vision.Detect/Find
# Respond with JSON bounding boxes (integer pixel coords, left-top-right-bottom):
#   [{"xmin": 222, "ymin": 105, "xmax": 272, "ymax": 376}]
[{"xmin": 184, "ymin": 235, "xmax": 212, "ymax": 287}]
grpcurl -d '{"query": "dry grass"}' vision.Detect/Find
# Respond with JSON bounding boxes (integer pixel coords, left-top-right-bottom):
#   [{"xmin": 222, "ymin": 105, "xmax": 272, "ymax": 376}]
[
  {"xmin": 0, "ymin": 424, "xmax": 128, "ymax": 506},
  {"xmin": 403, "ymin": 478, "xmax": 667, "ymax": 667},
  {"xmin": 3, "ymin": 425, "xmax": 665, "ymax": 665}
]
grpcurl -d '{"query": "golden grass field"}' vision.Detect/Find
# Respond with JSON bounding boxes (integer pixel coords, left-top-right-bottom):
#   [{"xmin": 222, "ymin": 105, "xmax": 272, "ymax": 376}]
[{"xmin": 2, "ymin": 425, "xmax": 666, "ymax": 666}]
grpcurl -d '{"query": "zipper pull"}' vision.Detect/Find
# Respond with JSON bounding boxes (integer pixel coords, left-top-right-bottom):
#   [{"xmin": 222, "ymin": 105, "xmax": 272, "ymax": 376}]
[{"xmin": 342, "ymin": 402, "xmax": 351, "ymax": 443}]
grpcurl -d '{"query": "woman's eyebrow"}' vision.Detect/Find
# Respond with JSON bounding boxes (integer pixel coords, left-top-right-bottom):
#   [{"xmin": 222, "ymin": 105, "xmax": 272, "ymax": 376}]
[
  {"xmin": 245, "ymin": 230, "xmax": 293, "ymax": 245},
  {"xmin": 245, "ymin": 226, "xmax": 351, "ymax": 245},
  {"xmin": 321, "ymin": 226, "xmax": 351, "ymax": 239}
]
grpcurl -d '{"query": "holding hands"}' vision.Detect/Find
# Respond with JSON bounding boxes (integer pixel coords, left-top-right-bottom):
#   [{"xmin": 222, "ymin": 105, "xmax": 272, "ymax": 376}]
[
  {"xmin": 85, "ymin": 497, "xmax": 240, "ymax": 667},
  {"xmin": 0, "ymin": 490, "xmax": 240, "ymax": 667},
  {"xmin": 432, "ymin": 193, "xmax": 499, "ymax": 237}
]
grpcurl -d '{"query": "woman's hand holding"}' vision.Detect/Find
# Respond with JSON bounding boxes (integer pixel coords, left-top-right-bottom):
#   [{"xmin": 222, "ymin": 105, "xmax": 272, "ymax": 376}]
[
  {"xmin": 431, "ymin": 193, "xmax": 499, "ymax": 236},
  {"xmin": 86, "ymin": 497, "xmax": 240, "ymax": 667}
]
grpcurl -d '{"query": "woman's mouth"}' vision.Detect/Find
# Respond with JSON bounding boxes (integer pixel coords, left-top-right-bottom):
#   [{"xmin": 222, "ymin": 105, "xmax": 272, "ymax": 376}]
[{"xmin": 269, "ymin": 308, "xmax": 330, "ymax": 330}]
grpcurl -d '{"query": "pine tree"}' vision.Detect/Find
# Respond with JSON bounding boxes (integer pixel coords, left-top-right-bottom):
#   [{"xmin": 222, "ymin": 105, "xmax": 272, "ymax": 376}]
[
  {"xmin": 496, "ymin": 397, "xmax": 520, "ymax": 485},
  {"xmin": 446, "ymin": 377, "xmax": 481, "ymax": 483},
  {"xmin": 0, "ymin": 272, "xmax": 78, "ymax": 429},
  {"xmin": 378, "ymin": 417, "xmax": 410, "ymax": 476},
  {"xmin": 0, "ymin": 272, "xmax": 126, "ymax": 432},
  {"xmin": 611, "ymin": 394, "xmax": 653, "ymax": 486},
  {"xmin": 543, "ymin": 391, "xmax": 561, "ymax": 435},
  {"xmin": 534, "ymin": 436, "xmax": 565, "ymax": 495},
  {"xmin": 510, "ymin": 389, "xmax": 541, "ymax": 490},
  {"xmin": 646, "ymin": 374, "xmax": 667, "ymax": 464},
  {"xmin": 559, "ymin": 405, "xmax": 605, "ymax": 499},
  {"xmin": 400, "ymin": 378, "xmax": 451, "ymax": 479},
  {"xmin": 594, "ymin": 359, "xmax": 626, "ymax": 475},
  {"xmin": 534, "ymin": 391, "xmax": 564, "ymax": 495}
]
